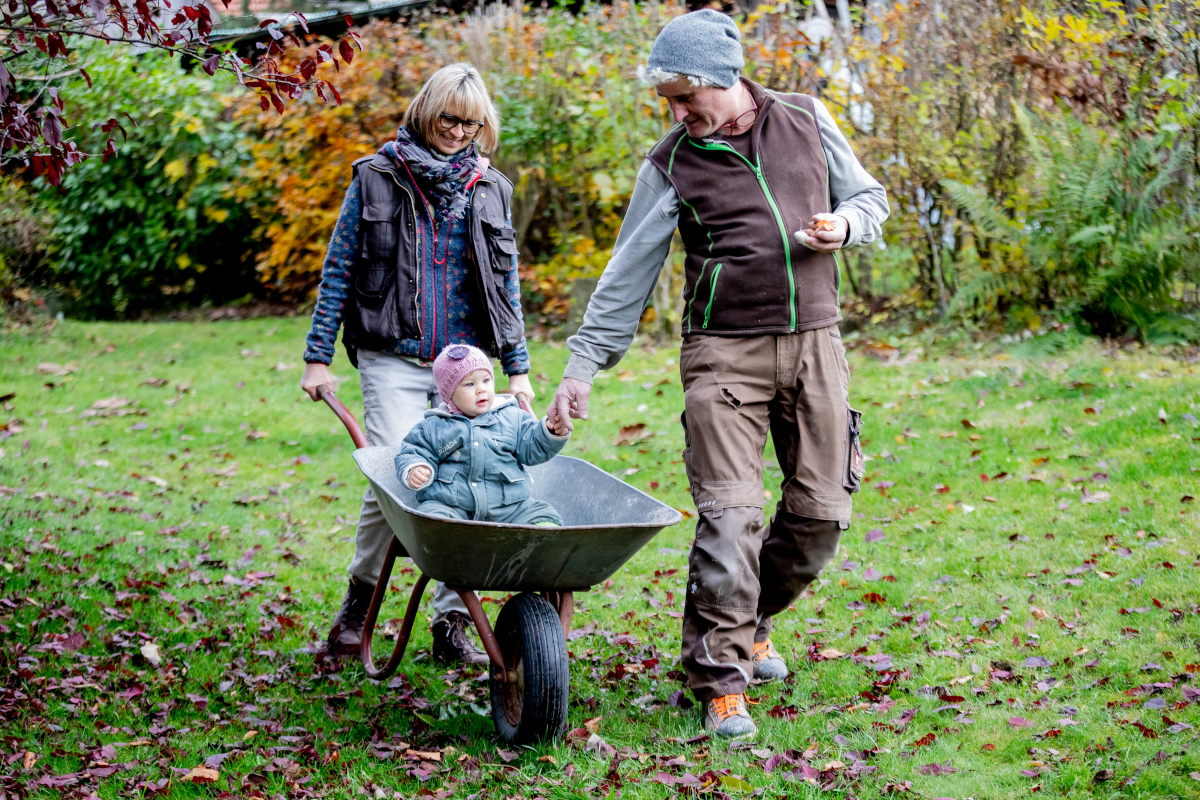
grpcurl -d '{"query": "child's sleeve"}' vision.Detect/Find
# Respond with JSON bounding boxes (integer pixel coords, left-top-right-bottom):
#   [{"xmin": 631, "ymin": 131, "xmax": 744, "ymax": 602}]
[
  {"xmin": 394, "ymin": 421, "xmax": 440, "ymax": 489},
  {"xmin": 513, "ymin": 411, "xmax": 570, "ymax": 467}
]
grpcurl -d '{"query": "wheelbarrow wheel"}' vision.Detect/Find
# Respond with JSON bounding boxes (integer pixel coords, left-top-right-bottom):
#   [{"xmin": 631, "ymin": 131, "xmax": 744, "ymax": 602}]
[{"xmin": 488, "ymin": 592, "xmax": 569, "ymax": 744}]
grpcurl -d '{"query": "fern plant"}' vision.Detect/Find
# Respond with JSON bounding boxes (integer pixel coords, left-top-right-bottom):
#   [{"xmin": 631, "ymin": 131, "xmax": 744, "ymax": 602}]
[{"xmin": 943, "ymin": 104, "xmax": 1198, "ymax": 338}]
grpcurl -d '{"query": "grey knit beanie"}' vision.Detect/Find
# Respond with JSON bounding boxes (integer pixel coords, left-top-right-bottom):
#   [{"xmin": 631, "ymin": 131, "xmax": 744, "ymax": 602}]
[{"xmin": 646, "ymin": 10, "xmax": 744, "ymax": 89}]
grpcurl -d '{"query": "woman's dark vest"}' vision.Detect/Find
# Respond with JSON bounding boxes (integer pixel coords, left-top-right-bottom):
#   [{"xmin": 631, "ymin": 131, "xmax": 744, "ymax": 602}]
[
  {"xmin": 646, "ymin": 80, "xmax": 840, "ymax": 336},
  {"xmin": 343, "ymin": 152, "xmax": 524, "ymax": 361}
]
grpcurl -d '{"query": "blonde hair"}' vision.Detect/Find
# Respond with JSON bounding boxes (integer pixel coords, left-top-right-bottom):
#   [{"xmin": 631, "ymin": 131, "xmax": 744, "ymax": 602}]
[{"xmin": 403, "ymin": 63, "xmax": 501, "ymax": 154}]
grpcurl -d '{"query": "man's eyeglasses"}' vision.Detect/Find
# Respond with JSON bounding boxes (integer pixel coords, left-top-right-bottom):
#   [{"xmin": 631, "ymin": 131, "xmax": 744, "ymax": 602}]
[
  {"xmin": 719, "ymin": 101, "xmax": 759, "ymax": 133},
  {"xmin": 437, "ymin": 113, "xmax": 485, "ymax": 135}
]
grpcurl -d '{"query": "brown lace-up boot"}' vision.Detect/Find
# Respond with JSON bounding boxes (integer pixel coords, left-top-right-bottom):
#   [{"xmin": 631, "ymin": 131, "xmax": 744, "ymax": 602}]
[
  {"xmin": 324, "ymin": 577, "xmax": 375, "ymax": 656},
  {"xmin": 431, "ymin": 611, "xmax": 489, "ymax": 665}
]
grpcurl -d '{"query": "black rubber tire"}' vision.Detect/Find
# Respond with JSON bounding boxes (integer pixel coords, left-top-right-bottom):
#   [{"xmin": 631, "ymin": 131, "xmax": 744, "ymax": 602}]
[{"xmin": 488, "ymin": 592, "xmax": 569, "ymax": 744}]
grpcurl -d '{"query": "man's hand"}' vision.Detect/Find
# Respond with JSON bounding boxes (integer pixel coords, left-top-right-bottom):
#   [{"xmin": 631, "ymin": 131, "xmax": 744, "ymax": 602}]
[
  {"xmin": 408, "ymin": 465, "xmax": 432, "ymax": 489},
  {"xmin": 547, "ymin": 377, "xmax": 592, "ymax": 433},
  {"xmin": 300, "ymin": 362, "xmax": 334, "ymax": 402},
  {"xmin": 795, "ymin": 213, "xmax": 849, "ymax": 253},
  {"xmin": 508, "ymin": 373, "xmax": 535, "ymax": 407}
]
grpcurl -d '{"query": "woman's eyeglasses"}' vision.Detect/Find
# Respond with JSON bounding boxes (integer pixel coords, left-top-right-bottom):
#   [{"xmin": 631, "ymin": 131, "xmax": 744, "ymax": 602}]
[{"xmin": 437, "ymin": 113, "xmax": 485, "ymax": 135}]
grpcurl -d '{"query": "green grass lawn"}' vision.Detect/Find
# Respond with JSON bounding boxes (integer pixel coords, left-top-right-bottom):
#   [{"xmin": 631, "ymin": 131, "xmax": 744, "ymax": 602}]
[{"xmin": 3, "ymin": 317, "xmax": 1200, "ymax": 799}]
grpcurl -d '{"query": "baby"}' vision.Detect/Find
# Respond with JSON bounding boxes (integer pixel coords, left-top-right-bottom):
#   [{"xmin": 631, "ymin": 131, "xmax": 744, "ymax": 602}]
[{"xmin": 394, "ymin": 344, "xmax": 571, "ymax": 525}]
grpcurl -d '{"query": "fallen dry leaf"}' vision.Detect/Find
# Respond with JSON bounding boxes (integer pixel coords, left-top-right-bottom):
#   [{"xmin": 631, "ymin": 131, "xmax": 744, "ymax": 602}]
[
  {"xmin": 140, "ymin": 642, "xmax": 162, "ymax": 666},
  {"xmin": 182, "ymin": 766, "xmax": 219, "ymax": 784},
  {"xmin": 614, "ymin": 424, "xmax": 653, "ymax": 446},
  {"xmin": 36, "ymin": 362, "xmax": 77, "ymax": 376}
]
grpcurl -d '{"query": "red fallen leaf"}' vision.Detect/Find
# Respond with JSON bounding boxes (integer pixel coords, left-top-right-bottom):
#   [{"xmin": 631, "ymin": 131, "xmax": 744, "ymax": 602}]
[
  {"xmin": 935, "ymin": 484, "xmax": 950, "ymax": 494},
  {"xmin": 1182, "ymin": 496, "xmax": 1194, "ymax": 503},
  {"xmin": 961, "ymin": 419, "xmax": 976, "ymax": 428},
  {"xmin": 1084, "ymin": 407, "xmax": 1096, "ymax": 414},
  {"xmin": 912, "ymin": 732, "xmax": 936, "ymax": 747},
  {"xmin": 768, "ymin": 705, "xmax": 799, "ymax": 721},
  {"xmin": 982, "ymin": 743, "xmax": 996, "ymax": 751},
  {"xmin": 650, "ymin": 481, "xmax": 660, "ymax": 490},
  {"xmin": 939, "ymin": 695, "xmax": 966, "ymax": 703},
  {"xmin": 1038, "ymin": 729, "xmax": 1062, "ymax": 738},
  {"xmin": 980, "ymin": 473, "xmax": 990, "ymax": 482},
  {"xmin": 862, "ymin": 592, "xmax": 886, "ymax": 604}
]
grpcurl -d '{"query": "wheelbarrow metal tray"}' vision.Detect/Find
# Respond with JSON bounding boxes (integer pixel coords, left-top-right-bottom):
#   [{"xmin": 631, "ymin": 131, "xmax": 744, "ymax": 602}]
[{"xmin": 353, "ymin": 448, "xmax": 683, "ymax": 592}]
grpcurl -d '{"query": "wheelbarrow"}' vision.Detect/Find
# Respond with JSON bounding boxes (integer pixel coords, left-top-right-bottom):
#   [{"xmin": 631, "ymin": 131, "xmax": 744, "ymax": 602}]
[{"xmin": 318, "ymin": 385, "xmax": 682, "ymax": 743}]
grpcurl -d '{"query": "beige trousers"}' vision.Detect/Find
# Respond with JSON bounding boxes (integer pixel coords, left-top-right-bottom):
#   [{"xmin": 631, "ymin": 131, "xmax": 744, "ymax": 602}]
[{"xmin": 678, "ymin": 327, "xmax": 861, "ymax": 702}]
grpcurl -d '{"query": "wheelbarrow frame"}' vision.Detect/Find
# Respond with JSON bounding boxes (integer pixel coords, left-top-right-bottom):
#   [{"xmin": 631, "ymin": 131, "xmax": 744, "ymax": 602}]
[{"xmin": 317, "ymin": 384, "xmax": 669, "ymax": 689}]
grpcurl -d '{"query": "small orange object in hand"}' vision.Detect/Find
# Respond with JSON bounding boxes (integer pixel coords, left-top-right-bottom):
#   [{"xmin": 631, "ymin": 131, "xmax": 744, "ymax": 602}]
[{"xmin": 814, "ymin": 218, "xmax": 838, "ymax": 232}]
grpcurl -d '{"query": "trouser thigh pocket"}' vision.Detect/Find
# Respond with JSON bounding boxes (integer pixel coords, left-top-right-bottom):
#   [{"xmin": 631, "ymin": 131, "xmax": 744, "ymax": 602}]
[{"xmin": 843, "ymin": 407, "xmax": 864, "ymax": 493}]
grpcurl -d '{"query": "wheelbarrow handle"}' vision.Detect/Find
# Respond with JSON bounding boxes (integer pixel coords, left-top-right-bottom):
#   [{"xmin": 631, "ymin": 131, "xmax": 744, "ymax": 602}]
[{"xmin": 317, "ymin": 384, "xmax": 369, "ymax": 449}]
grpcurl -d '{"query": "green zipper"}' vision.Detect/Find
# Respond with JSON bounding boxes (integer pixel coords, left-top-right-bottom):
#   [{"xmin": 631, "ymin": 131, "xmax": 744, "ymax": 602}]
[
  {"xmin": 691, "ymin": 256, "xmax": 705, "ymax": 331},
  {"xmin": 689, "ymin": 140, "xmax": 797, "ymax": 331},
  {"xmin": 702, "ymin": 263, "xmax": 723, "ymax": 328}
]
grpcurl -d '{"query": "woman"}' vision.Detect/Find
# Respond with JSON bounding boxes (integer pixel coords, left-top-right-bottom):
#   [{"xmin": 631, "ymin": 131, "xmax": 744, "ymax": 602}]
[{"xmin": 299, "ymin": 63, "xmax": 535, "ymax": 664}]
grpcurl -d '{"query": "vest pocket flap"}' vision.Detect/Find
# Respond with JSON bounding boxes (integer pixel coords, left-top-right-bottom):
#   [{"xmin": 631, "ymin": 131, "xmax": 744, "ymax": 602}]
[
  {"xmin": 481, "ymin": 219, "xmax": 519, "ymax": 259},
  {"xmin": 361, "ymin": 202, "xmax": 399, "ymax": 222},
  {"xmin": 354, "ymin": 268, "xmax": 395, "ymax": 300},
  {"xmin": 493, "ymin": 464, "xmax": 525, "ymax": 483},
  {"xmin": 434, "ymin": 463, "xmax": 465, "ymax": 483}
]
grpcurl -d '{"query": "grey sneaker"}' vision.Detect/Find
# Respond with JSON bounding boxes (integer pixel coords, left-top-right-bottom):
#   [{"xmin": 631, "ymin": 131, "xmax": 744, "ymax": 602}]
[
  {"xmin": 751, "ymin": 639, "xmax": 789, "ymax": 684},
  {"xmin": 703, "ymin": 694, "xmax": 758, "ymax": 739}
]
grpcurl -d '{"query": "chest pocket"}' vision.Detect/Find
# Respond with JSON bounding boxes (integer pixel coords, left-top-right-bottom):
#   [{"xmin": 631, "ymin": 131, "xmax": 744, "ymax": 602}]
[
  {"xmin": 480, "ymin": 218, "xmax": 519, "ymax": 275},
  {"xmin": 494, "ymin": 464, "xmax": 529, "ymax": 505},
  {"xmin": 360, "ymin": 202, "xmax": 399, "ymax": 291}
]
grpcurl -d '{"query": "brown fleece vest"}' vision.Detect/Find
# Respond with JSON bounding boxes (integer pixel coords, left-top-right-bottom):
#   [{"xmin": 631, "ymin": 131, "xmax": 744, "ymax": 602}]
[{"xmin": 647, "ymin": 80, "xmax": 840, "ymax": 336}]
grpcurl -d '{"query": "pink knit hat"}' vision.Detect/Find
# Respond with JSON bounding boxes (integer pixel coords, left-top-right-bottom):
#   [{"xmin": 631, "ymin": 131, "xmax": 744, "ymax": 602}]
[{"xmin": 433, "ymin": 344, "xmax": 494, "ymax": 412}]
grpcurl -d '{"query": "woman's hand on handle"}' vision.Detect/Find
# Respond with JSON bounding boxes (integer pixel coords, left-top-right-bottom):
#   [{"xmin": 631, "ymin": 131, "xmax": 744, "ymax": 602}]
[
  {"xmin": 301, "ymin": 362, "xmax": 334, "ymax": 402},
  {"xmin": 508, "ymin": 373, "xmax": 535, "ymax": 406}
]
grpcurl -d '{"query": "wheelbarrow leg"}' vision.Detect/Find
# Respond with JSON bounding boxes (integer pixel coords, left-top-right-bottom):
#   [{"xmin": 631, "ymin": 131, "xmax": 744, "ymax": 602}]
[
  {"xmin": 544, "ymin": 591, "xmax": 575, "ymax": 640},
  {"xmin": 451, "ymin": 588, "xmax": 506, "ymax": 674},
  {"xmin": 361, "ymin": 536, "xmax": 429, "ymax": 681}
]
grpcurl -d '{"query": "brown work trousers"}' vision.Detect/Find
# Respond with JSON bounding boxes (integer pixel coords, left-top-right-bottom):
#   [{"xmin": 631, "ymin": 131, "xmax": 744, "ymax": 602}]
[{"xmin": 678, "ymin": 328, "xmax": 862, "ymax": 702}]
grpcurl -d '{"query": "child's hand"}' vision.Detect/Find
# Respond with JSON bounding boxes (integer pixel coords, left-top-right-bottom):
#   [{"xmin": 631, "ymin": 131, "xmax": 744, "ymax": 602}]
[
  {"xmin": 408, "ymin": 465, "xmax": 432, "ymax": 489},
  {"xmin": 546, "ymin": 415, "xmax": 570, "ymax": 437}
]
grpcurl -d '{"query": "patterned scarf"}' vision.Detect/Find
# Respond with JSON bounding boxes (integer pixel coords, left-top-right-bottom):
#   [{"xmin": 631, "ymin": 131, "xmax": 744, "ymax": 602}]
[{"xmin": 391, "ymin": 125, "xmax": 489, "ymax": 224}]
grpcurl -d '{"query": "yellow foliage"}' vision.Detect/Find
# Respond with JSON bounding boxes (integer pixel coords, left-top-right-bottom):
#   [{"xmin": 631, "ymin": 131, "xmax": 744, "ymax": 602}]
[{"xmin": 163, "ymin": 159, "xmax": 187, "ymax": 182}]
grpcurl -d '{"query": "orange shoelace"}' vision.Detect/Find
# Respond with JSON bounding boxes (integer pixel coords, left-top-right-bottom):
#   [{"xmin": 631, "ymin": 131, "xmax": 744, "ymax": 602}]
[
  {"xmin": 710, "ymin": 693, "xmax": 748, "ymax": 721},
  {"xmin": 752, "ymin": 640, "xmax": 776, "ymax": 663}
]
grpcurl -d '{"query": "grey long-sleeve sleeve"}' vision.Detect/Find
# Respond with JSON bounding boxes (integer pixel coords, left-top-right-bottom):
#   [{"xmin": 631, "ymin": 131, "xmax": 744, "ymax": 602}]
[
  {"xmin": 812, "ymin": 98, "xmax": 890, "ymax": 248},
  {"xmin": 564, "ymin": 97, "xmax": 888, "ymax": 383},
  {"xmin": 563, "ymin": 161, "xmax": 679, "ymax": 382}
]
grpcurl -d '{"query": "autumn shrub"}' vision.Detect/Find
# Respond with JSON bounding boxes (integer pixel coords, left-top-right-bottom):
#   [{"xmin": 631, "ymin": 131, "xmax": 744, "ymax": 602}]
[
  {"xmin": 234, "ymin": 26, "xmax": 437, "ymax": 301},
  {"xmin": 239, "ymin": 3, "xmax": 681, "ymax": 325},
  {"xmin": 238, "ymin": 0, "xmax": 1200, "ymax": 335},
  {"xmin": 32, "ymin": 45, "xmax": 259, "ymax": 319}
]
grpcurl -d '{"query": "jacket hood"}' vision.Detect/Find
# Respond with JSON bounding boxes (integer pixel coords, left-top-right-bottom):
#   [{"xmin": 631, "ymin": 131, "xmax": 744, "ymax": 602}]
[{"xmin": 425, "ymin": 394, "xmax": 518, "ymax": 420}]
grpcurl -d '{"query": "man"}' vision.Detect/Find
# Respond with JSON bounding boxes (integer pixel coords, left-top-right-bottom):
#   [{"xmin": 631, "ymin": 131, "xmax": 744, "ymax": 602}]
[{"xmin": 548, "ymin": 9, "xmax": 889, "ymax": 738}]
